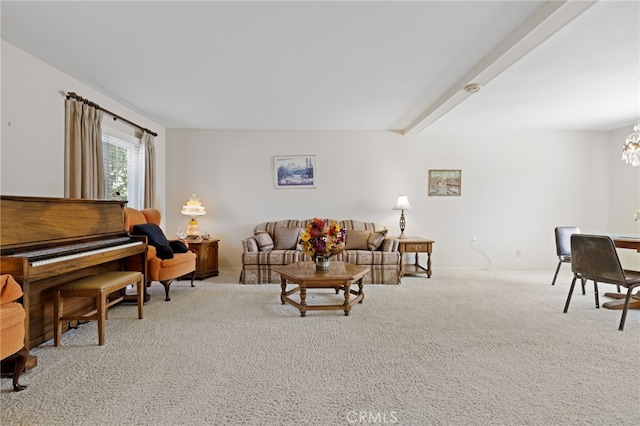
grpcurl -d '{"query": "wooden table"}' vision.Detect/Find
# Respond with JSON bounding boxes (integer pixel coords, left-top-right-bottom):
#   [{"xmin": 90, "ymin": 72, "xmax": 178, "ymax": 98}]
[
  {"xmin": 273, "ymin": 261, "xmax": 369, "ymax": 317},
  {"xmin": 397, "ymin": 237, "xmax": 435, "ymax": 278},
  {"xmin": 602, "ymin": 235, "xmax": 640, "ymax": 310},
  {"xmin": 180, "ymin": 238, "xmax": 219, "ymax": 280},
  {"xmin": 612, "ymin": 235, "xmax": 640, "ymax": 253}
]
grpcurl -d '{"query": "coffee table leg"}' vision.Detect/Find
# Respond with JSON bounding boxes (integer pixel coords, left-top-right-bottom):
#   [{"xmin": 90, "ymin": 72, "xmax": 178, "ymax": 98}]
[
  {"xmin": 358, "ymin": 278, "xmax": 365, "ymax": 303},
  {"xmin": 299, "ymin": 287, "xmax": 307, "ymax": 317},
  {"xmin": 343, "ymin": 283, "xmax": 351, "ymax": 316}
]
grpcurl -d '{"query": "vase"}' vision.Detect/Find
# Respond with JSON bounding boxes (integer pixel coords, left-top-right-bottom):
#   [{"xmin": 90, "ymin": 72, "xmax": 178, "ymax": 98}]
[{"xmin": 315, "ymin": 256, "xmax": 330, "ymax": 271}]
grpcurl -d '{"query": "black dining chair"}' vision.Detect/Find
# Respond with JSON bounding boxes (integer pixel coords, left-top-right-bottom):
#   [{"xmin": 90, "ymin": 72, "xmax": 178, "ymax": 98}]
[
  {"xmin": 563, "ymin": 234, "xmax": 640, "ymax": 331},
  {"xmin": 552, "ymin": 226, "xmax": 585, "ymax": 294}
]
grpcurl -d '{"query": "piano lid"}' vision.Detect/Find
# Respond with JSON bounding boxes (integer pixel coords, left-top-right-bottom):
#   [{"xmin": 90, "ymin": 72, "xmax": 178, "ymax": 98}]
[{"xmin": 1, "ymin": 195, "xmax": 128, "ymax": 251}]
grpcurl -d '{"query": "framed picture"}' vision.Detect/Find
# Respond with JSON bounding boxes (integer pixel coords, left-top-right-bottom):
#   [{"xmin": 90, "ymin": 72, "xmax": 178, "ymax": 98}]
[
  {"xmin": 429, "ymin": 169, "xmax": 461, "ymax": 196},
  {"xmin": 274, "ymin": 155, "xmax": 316, "ymax": 189}
]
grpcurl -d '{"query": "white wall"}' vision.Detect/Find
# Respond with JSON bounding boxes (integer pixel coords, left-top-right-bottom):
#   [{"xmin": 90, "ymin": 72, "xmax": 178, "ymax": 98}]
[
  {"xmin": 0, "ymin": 41, "xmax": 168, "ymax": 212},
  {"xmin": 2, "ymin": 39, "xmax": 637, "ymax": 272},
  {"xmin": 165, "ymin": 129, "xmax": 623, "ymax": 271}
]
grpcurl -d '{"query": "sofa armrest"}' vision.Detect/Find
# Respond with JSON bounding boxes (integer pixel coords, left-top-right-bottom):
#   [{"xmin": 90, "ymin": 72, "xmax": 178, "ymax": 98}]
[
  {"xmin": 242, "ymin": 236, "xmax": 259, "ymax": 253},
  {"xmin": 1, "ymin": 275, "xmax": 23, "ymax": 305},
  {"xmin": 381, "ymin": 238, "xmax": 399, "ymax": 252},
  {"xmin": 168, "ymin": 238, "xmax": 190, "ymax": 248},
  {"xmin": 147, "ymin": 245, "xmax": 158, "ymax": 259}
]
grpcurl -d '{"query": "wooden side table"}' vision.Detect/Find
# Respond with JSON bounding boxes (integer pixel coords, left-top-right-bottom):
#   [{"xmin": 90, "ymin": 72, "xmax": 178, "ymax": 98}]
[
  {"xmin": 183, "ymin": 238, "xmax": 219, "ymax": 280},
  {"xmin": 397, "ymin": 237, "xmax": 435, "ymax": 278}
]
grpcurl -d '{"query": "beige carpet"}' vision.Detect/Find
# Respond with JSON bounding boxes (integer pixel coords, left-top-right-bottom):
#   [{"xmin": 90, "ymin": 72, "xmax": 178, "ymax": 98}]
[{"xmin": 1, "ymin": 268, "xmax": 639, "ymax": 425}]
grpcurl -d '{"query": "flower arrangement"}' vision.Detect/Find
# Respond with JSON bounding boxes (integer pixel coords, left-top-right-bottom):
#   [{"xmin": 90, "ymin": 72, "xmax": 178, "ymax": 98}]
[{"xmin": 299, "ymin": 218, "xmax": 346, "ymax": 259}]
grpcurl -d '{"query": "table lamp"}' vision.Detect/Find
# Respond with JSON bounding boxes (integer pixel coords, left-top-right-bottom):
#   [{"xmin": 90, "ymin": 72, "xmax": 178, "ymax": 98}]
[
  {"xmin": 392, "ymin": 195, "xmax": 412, "ymax": 239},
  {"xmin": 180, "ymin": 194, "xmax": 206, "ymax": 238}
]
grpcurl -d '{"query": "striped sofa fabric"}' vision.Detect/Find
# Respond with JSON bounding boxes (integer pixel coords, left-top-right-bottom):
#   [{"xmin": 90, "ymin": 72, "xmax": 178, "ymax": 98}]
[{"xmin": 240, "ymin": 219, "xmax": 400, "ymax": 284}]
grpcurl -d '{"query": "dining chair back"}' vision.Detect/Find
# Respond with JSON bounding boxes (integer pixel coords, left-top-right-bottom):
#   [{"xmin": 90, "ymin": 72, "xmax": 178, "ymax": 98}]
[
  {"xmin": 551, "ymin": 227, "xmax": 585, "ymax": 294},
  {"xmin": 563, "ymin": 234, "xmax": 640, "ymax": 331}
]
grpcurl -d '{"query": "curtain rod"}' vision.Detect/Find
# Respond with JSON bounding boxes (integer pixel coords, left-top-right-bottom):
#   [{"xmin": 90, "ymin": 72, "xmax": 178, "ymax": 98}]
[{"xmin": 66, "ymin": 91, "xmax": 158, "ymax": 137}]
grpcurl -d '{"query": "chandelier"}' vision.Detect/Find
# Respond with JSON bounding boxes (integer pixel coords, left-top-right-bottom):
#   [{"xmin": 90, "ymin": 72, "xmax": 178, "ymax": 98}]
[{"xmin": 622, "ymin": 121, "xmax": 640, "ymax": 167}]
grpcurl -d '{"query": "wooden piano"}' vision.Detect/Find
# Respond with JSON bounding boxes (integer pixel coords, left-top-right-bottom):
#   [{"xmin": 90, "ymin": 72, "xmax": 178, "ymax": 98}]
[{"xmin": 0, "ymin": 195, "xmax": 147, "ymax": 356}]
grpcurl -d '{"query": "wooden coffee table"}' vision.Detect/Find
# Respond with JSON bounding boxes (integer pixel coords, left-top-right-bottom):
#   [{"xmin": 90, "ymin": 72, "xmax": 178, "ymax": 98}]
[{"xmin": 273, "ymin": 261, "xmax": 369, "ymax": 317}]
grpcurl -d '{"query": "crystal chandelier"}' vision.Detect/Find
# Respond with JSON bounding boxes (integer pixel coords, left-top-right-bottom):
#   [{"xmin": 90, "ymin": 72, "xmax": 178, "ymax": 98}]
[{"xmin": 622, "ymin": 121, "xmax": 640, "ymax": 167}]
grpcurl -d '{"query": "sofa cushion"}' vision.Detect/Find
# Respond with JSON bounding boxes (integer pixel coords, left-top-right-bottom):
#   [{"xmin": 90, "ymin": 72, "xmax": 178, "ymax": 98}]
[
  {"xmin": 339, "ymin": 220, "xmax": 386, "ymax": 233},
  {"xmin": 368, "ymin": 230, "xmax": 387, "ymax": 251},
  {"xmin": 345, "ymin": 229, "xmax": 371, "ymax": 250},
  {"xmin": 133, "ymin": 223, "xmax": 174, "ymax": 260},
  {"xmin": 256, "ymin": 220, "xmax": 303, "ymax": 237},
  {"xmin": 342, "ymin": 250, "xmax": 400, "ymax": 266},
  {"xmin": 254, "ymin": 231, "xmax": 275, "ymax": 251},
  {"xmin": 242, "ymin": 250, "xmax": 302, "ymax": 266},
  {"xmin": 274, "ymin": 226, "xmax": 301, "ymax": 250}
]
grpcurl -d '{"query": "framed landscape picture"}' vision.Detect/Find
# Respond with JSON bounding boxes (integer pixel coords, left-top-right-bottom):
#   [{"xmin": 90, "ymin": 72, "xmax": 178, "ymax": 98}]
[
  {"xmin": 429, "ymin": 169, "xmax": 461, "ymax": 196},
  {"xmin": 274, "ymin": 155, "xmax": 316, "ymax": 189}
]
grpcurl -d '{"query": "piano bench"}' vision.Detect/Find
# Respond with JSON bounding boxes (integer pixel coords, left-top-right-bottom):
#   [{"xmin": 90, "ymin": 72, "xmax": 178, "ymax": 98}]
[{"xmin": 53, "ymin": 271, "xmax": 144, "ymax": 346}]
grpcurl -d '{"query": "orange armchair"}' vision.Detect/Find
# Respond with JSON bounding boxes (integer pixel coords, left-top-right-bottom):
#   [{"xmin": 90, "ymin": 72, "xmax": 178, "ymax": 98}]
[
  {"xmin": 1, "ymin": 274, "xmax": 29, "ymax": 391},
  {"xmin": 123, "ymin": 208, "xmax": 196, "ymax": 301}
]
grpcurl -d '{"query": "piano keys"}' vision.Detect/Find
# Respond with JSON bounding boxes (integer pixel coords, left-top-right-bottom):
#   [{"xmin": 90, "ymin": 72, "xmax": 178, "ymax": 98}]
[
  {"xmin": 28, "ymin": 238, "xmax": 142, "ymax": 267},
  {"xmin": 0, "ymin": 195, "xmax": 147, "ymax": 351}
]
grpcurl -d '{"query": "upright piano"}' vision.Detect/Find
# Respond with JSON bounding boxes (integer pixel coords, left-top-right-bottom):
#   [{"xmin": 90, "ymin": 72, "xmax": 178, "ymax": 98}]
[{"xmin": 0, "ymin": 195, "xmax": 147, "ymax": 353}]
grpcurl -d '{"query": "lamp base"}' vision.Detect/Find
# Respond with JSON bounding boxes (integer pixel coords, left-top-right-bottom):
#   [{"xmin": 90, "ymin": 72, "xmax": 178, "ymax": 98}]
[
  {"xmin": 398, "ymin": 211, "xmax": 407, "ymax": 240},
  {"xmin": 398, "ymin": 234, "xmax": 407, "ymax": 239},
  {"xmin": 186, "ymin": 218, "xmax": 200, "ymax": 238}
]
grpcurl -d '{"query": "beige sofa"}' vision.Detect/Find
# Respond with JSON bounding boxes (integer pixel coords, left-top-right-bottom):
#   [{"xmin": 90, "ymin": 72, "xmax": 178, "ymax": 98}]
[{"xmin": 240, "ymin": 219, "xmax": 400, "ymax": 284}]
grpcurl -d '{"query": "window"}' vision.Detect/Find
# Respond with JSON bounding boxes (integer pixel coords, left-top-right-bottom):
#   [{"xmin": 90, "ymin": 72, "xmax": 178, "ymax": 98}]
[{"xmin": 102, "ymin": 127, "xmax": 143, "ymax": 209}]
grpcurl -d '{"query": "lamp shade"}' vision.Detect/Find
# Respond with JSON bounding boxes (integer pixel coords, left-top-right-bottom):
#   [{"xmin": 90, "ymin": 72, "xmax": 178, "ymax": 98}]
[
  {"xmin": 181, "ymin": 205, "xmax": 206, "ymax": 216},
  {"xmin": 393, "ymin": 195, "xmax": 412, "ymax": 210},
  {"xmin": 180, "ymin": 193, "xmax": 206, "ymax": 217}
]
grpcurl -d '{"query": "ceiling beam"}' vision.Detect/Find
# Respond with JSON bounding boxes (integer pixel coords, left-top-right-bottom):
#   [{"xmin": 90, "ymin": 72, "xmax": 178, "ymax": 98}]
[{"xmin": 403, "ymin": 0, "xmax": 598, "ymax": 135}]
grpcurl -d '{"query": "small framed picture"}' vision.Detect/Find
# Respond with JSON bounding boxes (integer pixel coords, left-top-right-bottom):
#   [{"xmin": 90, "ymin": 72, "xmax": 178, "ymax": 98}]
[
  {"xmin": 429, "ymin": 169, "xmax": 461, "ymax": 196},
  {"xmin": 274, "ymin": 155, "xmax": 316, "ymax": 189}
]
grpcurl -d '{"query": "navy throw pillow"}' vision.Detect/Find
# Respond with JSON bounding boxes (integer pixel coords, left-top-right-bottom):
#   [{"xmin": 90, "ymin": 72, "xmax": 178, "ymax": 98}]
[
  {"xmin": 132, "ymin": 223, "xmax": 174, "ymax": 260},
  {"xmin": 169, "ymin": 240, "xmax": 189, "ymax": 253}
]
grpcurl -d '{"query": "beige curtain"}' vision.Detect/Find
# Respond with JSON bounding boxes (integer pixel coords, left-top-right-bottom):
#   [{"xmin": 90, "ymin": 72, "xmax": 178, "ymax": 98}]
[
  {"xmin": 141, "ymin": 132, "xmax": 156, "ymax": 208},
  {"xmin": 64, "ymin": 99, "xmax": 104, "ymax": 198}
]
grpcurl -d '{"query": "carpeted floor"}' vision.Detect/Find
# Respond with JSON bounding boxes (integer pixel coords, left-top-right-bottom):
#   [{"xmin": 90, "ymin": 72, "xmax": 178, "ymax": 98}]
[{"xmin": 1, "ymin": 268, "xmax": 639, "ymax": 425}]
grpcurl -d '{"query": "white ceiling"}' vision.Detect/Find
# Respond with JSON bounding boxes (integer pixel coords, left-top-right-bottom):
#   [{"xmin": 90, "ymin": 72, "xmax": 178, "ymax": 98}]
[{"xmin": 2, "ymin": 1, "xmax": 638, "ymax": 133}]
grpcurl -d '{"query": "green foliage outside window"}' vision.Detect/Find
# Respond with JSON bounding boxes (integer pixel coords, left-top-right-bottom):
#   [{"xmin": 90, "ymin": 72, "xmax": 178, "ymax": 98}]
[{"xmin": 104, "ymin": 142, "xmax": 128, "ymax": 199}]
